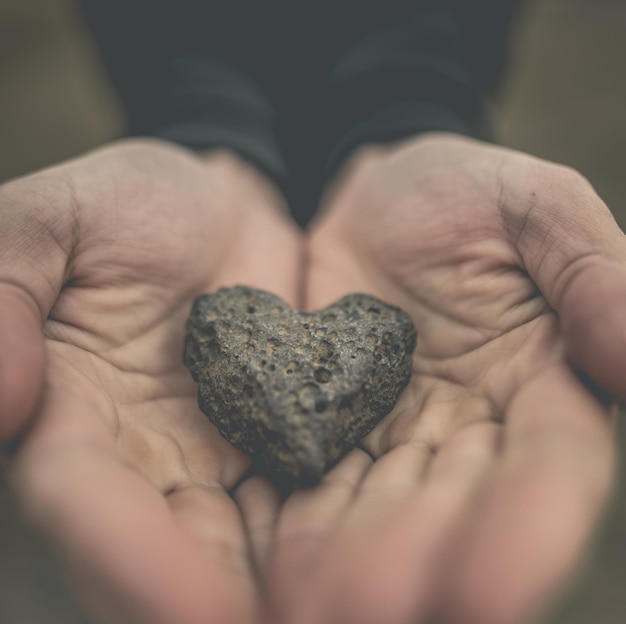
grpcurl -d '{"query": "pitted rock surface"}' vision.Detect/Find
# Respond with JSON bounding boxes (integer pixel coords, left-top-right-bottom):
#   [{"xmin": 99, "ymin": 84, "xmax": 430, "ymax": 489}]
[{"xmin": 184, "ymin": 286, "xmax": 417, "ymax": 484}]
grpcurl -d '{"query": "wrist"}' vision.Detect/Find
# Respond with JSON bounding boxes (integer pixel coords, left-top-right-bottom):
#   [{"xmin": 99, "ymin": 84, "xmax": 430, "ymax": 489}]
[{"xmin": 197, "ymin": 149, "xmax": 291, "ymax": 219}]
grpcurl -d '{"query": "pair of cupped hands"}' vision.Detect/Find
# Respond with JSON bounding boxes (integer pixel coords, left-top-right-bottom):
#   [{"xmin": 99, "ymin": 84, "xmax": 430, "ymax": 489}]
[{"xmin": 1, "ymin": 132, "xmax": 624, "ymax": 624}]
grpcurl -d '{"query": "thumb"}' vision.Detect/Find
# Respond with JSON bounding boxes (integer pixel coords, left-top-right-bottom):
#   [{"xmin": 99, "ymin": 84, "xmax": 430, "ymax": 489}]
[
  {"xmin": 0, "ymin": 171, "xmax": 74, "ymax": 445},
  {"xmin": 560, "ymin": 258, "xmax": 626, "ymax": 403},
  {"xmin": 506, "ymin": 162, "xmax": 626, "ymax": 402},
  {"xmin": 0, "ymin": 285, "xmax": 45, "ymax": 445}
]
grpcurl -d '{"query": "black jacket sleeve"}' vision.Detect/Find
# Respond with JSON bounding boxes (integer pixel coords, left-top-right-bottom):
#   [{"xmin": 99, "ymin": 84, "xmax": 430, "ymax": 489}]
[
  {"xmin": 80, "ymin": 0, "xmax": 288, "ymax": 183},
  {"xmin": 80, "ymin": 0, "xmax": 520, "ymax": 226}
]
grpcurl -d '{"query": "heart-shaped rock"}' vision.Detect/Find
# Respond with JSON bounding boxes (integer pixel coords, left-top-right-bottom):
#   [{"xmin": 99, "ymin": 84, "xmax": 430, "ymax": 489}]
[{"xmin": 183, "ymin": 286, "xmax": 416, "ymax": 484}]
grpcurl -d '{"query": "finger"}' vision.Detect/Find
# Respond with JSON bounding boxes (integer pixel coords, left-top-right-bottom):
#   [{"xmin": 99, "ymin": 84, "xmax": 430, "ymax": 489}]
[
  {"xmin": 503, "ymin": 162, "xmax": 626, "ymax": 400},
  {"xmin": 285, "ymin": 428, "xmax": 498, "ymax": 624},
  {"xmin": 560, "ymin": 259, "xmax": 626, "ymax": 401},
  {"xmin": 442, "ymin": 363, "xmax": 615, "ymax": 624},
  {"xmin": 0, "ymin": 285, "xmax": 45, "ymax": 444},
  {"xmin": 234, "ymin": 475, "xmax": 282, "ymax": 580},
  {"xmin": 269, "ymin": 448, "xmax": 372, "ymax": 622},
  {"xmin": 167, "ymin": 485, "xmax": 261, "ymax": 617},
  {"xmin": 0, "ymin": 175, "xmax": 74, "ymax": 443},
  {"xmin": 9, "ymin": 388, "xmax": 259, "ymax": 624}
]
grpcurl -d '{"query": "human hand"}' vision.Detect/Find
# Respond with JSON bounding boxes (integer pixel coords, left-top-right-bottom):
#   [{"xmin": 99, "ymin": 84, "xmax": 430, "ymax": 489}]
[
  {"xmin": 0, "ymin": 141, "xmax": 302, "ymax": 624},
  {"xmin": 269, "ymin": 133, "xmax": 622, "ymax": 624}
]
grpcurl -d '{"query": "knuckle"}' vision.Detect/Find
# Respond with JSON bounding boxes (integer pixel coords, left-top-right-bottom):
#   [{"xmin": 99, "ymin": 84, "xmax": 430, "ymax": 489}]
[
  {"xmin": 539, "ymin": 163, "xmax": 607, "ymax": 215},
  {"xmin": 550, "ymin": 163, "xmax": 591, "ymax": 191},
  {"xmin": 515, "ymin": 161, "xmax": 614, "ymax": 235}
]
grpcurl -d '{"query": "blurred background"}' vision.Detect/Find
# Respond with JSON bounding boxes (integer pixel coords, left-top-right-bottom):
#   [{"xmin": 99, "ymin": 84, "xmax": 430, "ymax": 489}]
[{"xmin": 1, "ymin": 0, "xmax": 626, "ymax": 622}]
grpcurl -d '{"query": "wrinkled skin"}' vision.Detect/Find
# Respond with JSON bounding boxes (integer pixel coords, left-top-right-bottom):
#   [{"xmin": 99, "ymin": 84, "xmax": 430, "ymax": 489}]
[
  {"xmin": 269, "ymin": 134, "xmax": 623, "ymax": 624},
  {"xmin": 0, "ymin": 141, "xmax": 301, "ymax": 624},
  {"xmin": 2, "ymin": 134, "xmax": 625, "ymax": 624}
]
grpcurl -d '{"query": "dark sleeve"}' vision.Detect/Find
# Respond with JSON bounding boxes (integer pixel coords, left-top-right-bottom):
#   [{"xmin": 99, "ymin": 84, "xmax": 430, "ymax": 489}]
[
  {"xmin": 79, "ymin": 0, "xmax": 287, "ymax": 183},
  {"xmin": 317, "ymin": 1, "xmax": 521, "ymax": 183},
  {"xmin": 278, "ymin": 1, "xmax": 521, "ymax": 224}
]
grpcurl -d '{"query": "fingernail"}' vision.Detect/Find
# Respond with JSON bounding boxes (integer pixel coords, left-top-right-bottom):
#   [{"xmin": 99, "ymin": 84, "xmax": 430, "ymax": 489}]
[{"xmin": 3, "ymin": 432, "xmax": 25, "ymax": 455}]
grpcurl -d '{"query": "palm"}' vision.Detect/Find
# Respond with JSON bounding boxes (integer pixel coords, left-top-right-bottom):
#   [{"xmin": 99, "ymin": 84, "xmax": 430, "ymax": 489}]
[
  {"xmin": 270, "ymin": 135, "xmax": 618, "ymax": 624},
  {"xmin": 5, "ymin": 141, "xmax": 301, "ymax": 624}
]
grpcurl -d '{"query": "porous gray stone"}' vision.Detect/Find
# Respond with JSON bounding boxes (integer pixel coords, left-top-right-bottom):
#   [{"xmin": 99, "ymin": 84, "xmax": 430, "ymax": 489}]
[{"xmin": 183, "ymin": 286, "xmax": 416, "ymax": 484}]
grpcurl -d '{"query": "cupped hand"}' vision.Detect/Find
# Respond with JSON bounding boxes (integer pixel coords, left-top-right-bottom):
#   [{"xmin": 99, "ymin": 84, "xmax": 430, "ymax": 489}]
[
  {"xmin": 0, "ymin": 141, "xmax": 302, "ymax": 624},
  {"xmin": 269, "ymin": 133, "xmax": 623, "ymax": 624}
]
